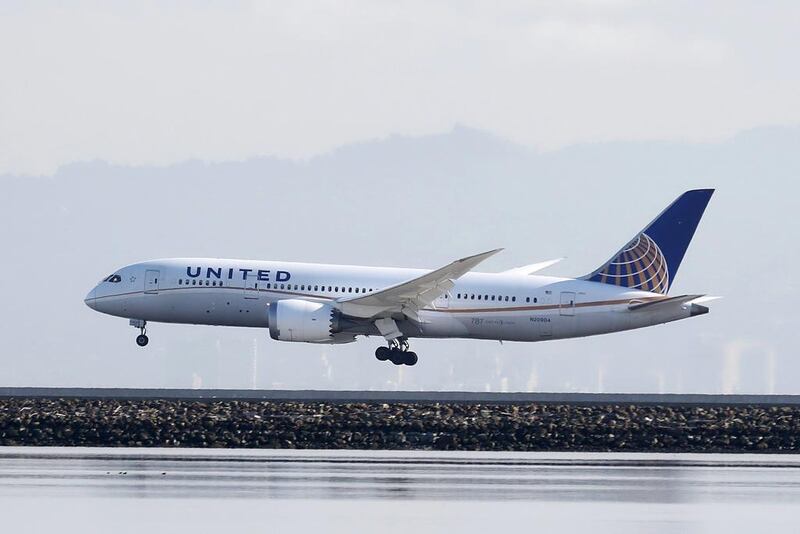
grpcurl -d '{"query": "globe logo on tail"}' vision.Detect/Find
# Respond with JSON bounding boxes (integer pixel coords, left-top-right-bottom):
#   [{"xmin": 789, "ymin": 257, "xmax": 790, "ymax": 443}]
[{"xmin": 594, "ymin": 233, "xmax": 669, "ymax": 294}]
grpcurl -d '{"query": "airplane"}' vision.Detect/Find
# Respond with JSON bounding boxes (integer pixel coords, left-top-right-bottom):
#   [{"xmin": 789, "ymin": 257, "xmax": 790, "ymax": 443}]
[{"xmin": 85, "ymin": 189, "xmax": 715, "ymax": 366}]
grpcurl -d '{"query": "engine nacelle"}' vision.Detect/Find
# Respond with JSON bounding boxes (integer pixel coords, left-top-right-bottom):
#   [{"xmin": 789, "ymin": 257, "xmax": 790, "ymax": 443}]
[{"xmin": 268, "ymin": 299, "xmax": 339, "ymax": 343}]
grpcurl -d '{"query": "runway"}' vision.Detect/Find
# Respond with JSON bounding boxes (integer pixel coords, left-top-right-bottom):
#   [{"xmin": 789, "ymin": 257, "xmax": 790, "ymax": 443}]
[{"xmin": 1, "ymin": 448, "xmax": 799, "ymax": 533}]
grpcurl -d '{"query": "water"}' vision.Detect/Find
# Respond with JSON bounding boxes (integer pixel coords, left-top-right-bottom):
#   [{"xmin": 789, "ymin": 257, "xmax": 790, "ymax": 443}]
[{"xmin": 1, "ymin": 447, "xmax": 799, "ymax": 533}]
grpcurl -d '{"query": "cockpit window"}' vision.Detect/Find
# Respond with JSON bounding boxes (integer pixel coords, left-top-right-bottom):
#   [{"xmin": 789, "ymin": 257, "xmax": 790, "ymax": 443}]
[{"xmin": 104, "ymin": 274, "xmax": 122, "ymax": 283}]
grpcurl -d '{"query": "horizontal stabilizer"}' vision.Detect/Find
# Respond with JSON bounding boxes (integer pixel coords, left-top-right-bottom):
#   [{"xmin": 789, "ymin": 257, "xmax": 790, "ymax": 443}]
[
  {"xmin": 628, "ymin": 294, "xmax": 704, "ymax": 311},
  {"xmin": 502, "ymin": 258, "xmax": 564, "ymax": 276},
  {"xmin": 689, "ymin": 295, "xmax": 722, "ymax": 305}
]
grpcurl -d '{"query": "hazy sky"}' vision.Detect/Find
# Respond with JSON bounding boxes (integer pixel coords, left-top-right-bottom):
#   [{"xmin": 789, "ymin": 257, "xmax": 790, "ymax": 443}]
[
  {"xmin": 1, "ymin": 1, "xmax": 799, "ymax": 175},
  {"xmin": 2, "ymin": 2, "xmax": 798, "ymax": 393}
]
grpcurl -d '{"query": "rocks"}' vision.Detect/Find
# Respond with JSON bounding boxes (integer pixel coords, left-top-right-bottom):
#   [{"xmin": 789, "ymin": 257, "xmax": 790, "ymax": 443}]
[{"xmin": 0, "ymin": 398, "xmax": 798, "ymax": 452}]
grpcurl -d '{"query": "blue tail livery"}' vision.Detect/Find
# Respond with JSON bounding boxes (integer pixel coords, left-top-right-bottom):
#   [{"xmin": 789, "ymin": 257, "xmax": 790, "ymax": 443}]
[{"xmin": 583, "ymin": 189, "xmax": 714, "ymax": 294}]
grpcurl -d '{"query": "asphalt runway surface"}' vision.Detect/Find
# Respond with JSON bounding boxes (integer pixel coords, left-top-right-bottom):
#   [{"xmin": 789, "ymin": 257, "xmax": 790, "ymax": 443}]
[{"xmin": 1, "ymin": 448, "xmax": 799, "ymax": 533}]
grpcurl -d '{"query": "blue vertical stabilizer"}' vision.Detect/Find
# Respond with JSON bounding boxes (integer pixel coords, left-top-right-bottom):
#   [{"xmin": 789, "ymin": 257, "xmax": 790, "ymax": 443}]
[{"xmin": 583, "ymin": 189, "xmax": 714, "ymax": 294}]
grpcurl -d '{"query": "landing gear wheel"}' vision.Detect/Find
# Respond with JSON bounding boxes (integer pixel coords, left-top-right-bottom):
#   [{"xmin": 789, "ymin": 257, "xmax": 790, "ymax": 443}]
[
  {"xmin": 387, "ymin": 349, "xmax": 417, "ymax": 366},
  {"xmin": 381, "ymin": 337, "xmax": 418, "ymax": 365},
  {"xmin": 375, "ymin": 346, "xmax": 391, "ymax": 361},
  {"xmin": 389, "ymin": 349, "xmax": 404, "ymax": 366},
  {"xmin": 131, "ymin": 319, "xmax": 148, "ymax": 347}
]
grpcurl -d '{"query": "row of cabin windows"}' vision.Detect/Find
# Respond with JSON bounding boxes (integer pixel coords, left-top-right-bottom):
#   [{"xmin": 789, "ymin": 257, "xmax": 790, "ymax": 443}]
[
  {"xmin": 176, "ymin": 280, "xmax": 537, "ymax": 304},
  {"xmin": 180, "ymin": 279, "xmax": 225, "ymax": 287},
  {"xmin": 455, "ymin": 293, "xmax": 538, "ymax": 304},
  {"xmin": 269, "ymin": 284, "xmax": 374, "ymax": 293},
  {"xmin": 177, "ymin": 279, "xmax": 374, "ymax": 294}
]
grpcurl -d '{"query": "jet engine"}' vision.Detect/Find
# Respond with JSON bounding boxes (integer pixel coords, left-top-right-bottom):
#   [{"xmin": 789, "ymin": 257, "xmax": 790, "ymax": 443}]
[{"xmin": 268, "ymin": 299, "xmax": 343, "ymax": 343}]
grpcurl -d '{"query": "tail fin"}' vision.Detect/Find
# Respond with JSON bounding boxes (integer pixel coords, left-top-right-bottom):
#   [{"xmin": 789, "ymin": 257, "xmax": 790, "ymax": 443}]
[{"xmin": 582, "ymin": 189, "xmax": 714, "ymax": 294}]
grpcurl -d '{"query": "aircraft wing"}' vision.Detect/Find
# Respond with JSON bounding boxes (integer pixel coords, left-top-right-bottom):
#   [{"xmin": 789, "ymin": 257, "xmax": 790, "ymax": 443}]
[
  {"xmin": 501, "ymin": 257, "xmax": 564, "ymax": 276},
  {"xmin": 337, "ymin": 248, "xmax": 503, "ymax": 321}
]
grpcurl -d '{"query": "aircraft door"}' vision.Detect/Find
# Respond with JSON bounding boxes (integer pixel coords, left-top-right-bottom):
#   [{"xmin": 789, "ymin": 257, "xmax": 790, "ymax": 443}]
[
  {"xmin": 144, "ymin": 270, "xmax": 160, "ymax": 294},
  {"xmin": 559, "ymin": 291, "xmax": 576, "ymax": 316},
  {"xmin": 244, "ymin": 274, "xmax": 260, "ymax": 299}
]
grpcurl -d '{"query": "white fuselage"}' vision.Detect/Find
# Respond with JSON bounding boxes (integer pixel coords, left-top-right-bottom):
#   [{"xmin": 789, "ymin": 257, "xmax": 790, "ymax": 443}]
[{"xmin": 85, "ymin": 258, "xmax": 700, "ymax": 343}]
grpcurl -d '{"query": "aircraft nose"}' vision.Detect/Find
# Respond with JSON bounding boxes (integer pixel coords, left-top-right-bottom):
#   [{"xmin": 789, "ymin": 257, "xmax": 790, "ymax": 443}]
[{"xmin": 84, "ymin": 287, "xmax": 97, "ymax": 310}]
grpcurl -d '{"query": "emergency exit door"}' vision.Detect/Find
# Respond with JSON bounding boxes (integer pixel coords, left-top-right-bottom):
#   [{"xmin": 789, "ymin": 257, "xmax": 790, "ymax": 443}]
[
  {"xmin": 559, "ymin": 291, "xmax": 576, "ymax": 316},
  {"xmin": 244, "ymin": 274, "xmax": 260, "ymax": 299},
  {"xmin": 144, "ymin": 270, "xmax": 160, "ymax": 294}
]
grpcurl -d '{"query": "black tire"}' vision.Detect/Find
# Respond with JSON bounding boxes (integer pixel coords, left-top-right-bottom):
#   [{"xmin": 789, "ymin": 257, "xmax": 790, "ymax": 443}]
[
  {"xmin": 136, "ymin": 334, "xmax": 149, "ymax": 347},
  {"xmin": 405, "ymin": 352, "xmax": 418, "ymax": 366},
  {"xmin": 389, "ymin": 349, "xmax": 404, "ymax": 365},
  {"xmin": 375, "ymin": 346, "xmax": 391, "ymax": 361}
]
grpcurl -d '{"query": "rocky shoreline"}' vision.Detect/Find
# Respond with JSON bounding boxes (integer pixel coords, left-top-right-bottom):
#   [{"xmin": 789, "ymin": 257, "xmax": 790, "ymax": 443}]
[{"xmin": 1, "ymin": 398, "xmax": 798, "ymax": 452}]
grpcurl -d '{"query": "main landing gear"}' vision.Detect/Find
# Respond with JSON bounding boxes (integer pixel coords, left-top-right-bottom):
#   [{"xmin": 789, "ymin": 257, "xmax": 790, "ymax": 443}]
[
  {"xmin": 375, "ymin": 338, "xmax": 418, "ymax": 366},
  {"xmin": 131, "ymin": 319, "xmax": 148, "ymax": 347}
]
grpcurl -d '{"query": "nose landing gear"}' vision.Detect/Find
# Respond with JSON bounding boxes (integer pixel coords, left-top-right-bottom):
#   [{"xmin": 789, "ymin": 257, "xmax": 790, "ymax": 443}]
[
  {"xmin": 374, "ymin": 338, "xmax": 417, "ymax": 366},
  {"xmin": 130, "ymin": 319, "xmax": 148, "ymax": 347}
]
